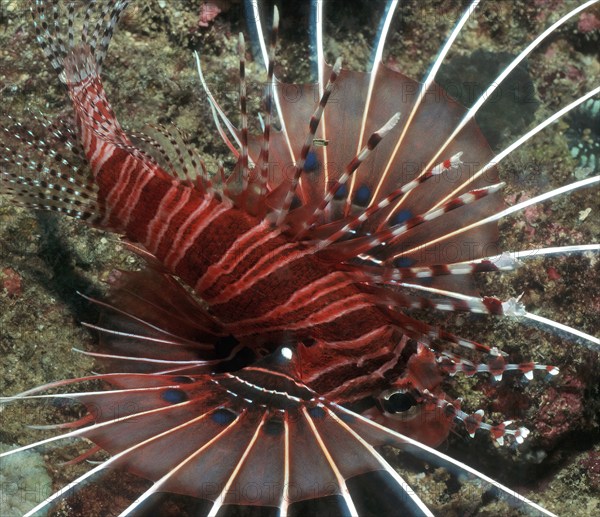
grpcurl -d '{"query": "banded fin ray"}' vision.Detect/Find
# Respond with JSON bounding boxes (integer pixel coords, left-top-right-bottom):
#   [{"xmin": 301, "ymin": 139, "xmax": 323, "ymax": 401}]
[
  {"xmin": 79, "ymin": 265, "xmax": 257, "ymax": 375},
  {"xmin": 0, "ymin": 348, "xmax": 554, "ymax": 517}
]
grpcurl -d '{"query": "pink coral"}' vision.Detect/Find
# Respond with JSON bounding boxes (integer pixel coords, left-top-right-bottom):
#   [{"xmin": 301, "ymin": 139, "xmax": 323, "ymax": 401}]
[
  {"xmin": 199, "ymin": 2, "xmax": 222, "ymax": 27},
  {"xmin": 578, "ymin": 12, "xmax": 600, "ymax": 33},
  {"xmin": 1, "ymin": 267, "xmax": 21, "ymax": 297},
  {"xmin": 535, "ymin": 375, "xmax": 585, "ymax": 448}
]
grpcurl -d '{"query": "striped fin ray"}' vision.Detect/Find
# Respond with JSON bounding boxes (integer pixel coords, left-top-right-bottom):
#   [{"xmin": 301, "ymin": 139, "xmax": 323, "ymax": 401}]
[
  {"xmin": 77, "ymin": 265, "xmax": 259, "ymax": 375},
  {"xmin": 380, "ymin": 89, "xmax": 600, "ymax": 268},
  {"xmin": 347, "ymin": 245, "xmax": 599, "ymax": 285},
  {"xmin": 314, "ymin": 180, "xmax": 504, "ymax": 261},
  {"xmin": 129, "ymin": 124, "xmax": 214, "ymax": 194},
  {"xmin": 306, "ymin": 152, "xmax": 464, "ymax": 238},
  {"xmin": 201, "ymin": 1, "xmax": 501, "ymax": 244},
  {"xmin": 290, "ymin": 112, "xmax": 402, "ymax": 237},
  {"xmin": 248, "ymin": 2, "xmax": 500, "ymax": 235},
  {"xmin": 370, "ymin": 0, "xmax": 480, "ymax": 210},
  {"xmin": 341, "ymin": 252, "xmax": 519, "ymax": 283},
  {"xmin": 385, "ymin": 174, "xmax": 599, "ymax": 272},
  {"xmin": 193, "ymin": 49, "xmax": 242, "ymax": 160},
  {"xmin": 247, "ymin": 1, "xmax": 296, "ymax": 168},
  {"xmin": 309, "ymin": 0, "xmax": 329, "ymax": 197},
  {"xmin": 435, "ymin": 349, "xmax": 559, "ymax": 384},
  {"xmin": 392, "ymin": 278, "xmax": 600, "ymax": 351},
  {"xmin": 0, "ymin": 347, "xmax": 554, "ymax": 517},
  {"xmin": 257, "ymin": 7, "xmax": 280, "ymax": 197},
  {"xmin": 387, "ymin": 0, "xmax": 600, "ymax": 222},
  {"xmin": 0, "ymin": 113, "xmax": 102, "ymax": 221},
  {"xmin": 273, "ymin": 57, "xmax": 343, "ymax": 226},
  {"xmin": 127, "ymin": 128, "xmax": 178, "ymax": 175},
  {"xmin": 345, "ymin": 0, "xmax": 399, "ymax": 213},
  {"xmin": 243, "ymin": 6, "xmax": 280, "ymax": 218},
  {"xmin": 32, "ymin": 1, "xmax": 174, "ymax": 180},
  {"xmin": 31, "ymin": 0, "xmax": 129, "ymax": 78}
]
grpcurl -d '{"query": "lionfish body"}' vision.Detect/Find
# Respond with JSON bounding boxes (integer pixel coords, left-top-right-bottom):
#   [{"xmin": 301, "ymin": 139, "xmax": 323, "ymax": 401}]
[
  {"xmin": 64, "ymin": 41, "xmax": 431, "ymax": 409},
  {"xmin": 1, "ymin": 1, "xmax": 599, "ymax": 516}
]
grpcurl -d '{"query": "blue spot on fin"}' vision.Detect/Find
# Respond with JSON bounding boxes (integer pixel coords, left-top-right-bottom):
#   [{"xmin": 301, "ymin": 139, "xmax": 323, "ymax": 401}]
[
  {"xmin": 333, "ymin": 184, "xmax": 348, "ymax": 200},
  {"xmin": 162, "ymin": 388, "xmax": 188, "ymax": 404},
  {"xmin": 304, "ymin": 151, "xmax": 319, "ymax": 172},
  {"xmin": 212, "ymin": 408, "xmax": 238, "ymax": 425},
  {"xmin": 308, "ymin": 406, "xmax": 326, "ymax": 419},
  {"xmin": 353, "ymin": 184, "xmax": 371, "ymax": 206},
  {"xmin": 393, "ymin": 257, "xmax": 416, "ymax": 268},
  {"xmin": 390, "ymin": 209, "xmax": 412, "ymax": 226}
]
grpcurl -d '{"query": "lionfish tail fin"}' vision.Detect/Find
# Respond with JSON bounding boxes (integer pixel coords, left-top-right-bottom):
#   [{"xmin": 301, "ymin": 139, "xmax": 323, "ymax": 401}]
[
  {"xmin": 1, "ymin": 2, "xmax": 125, "ymax": 222},
  {"xmin": 1, "ymin": 1, "xmax": 178, "ymax": 226},
  {"xmin": 32, "ymin": 0, "xmax": 133, "ymax": 149},
  {"xmin": 31, "ymin": 0, "xmax": 129, "ymax": 81}
]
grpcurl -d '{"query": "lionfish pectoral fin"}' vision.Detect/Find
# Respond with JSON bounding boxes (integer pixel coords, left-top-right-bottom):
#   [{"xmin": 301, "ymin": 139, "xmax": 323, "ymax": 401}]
[
  {"xmin": 2, "ymin": 353, "xmax": 554, "ymax": 517},
  {"xmin": 77, "ymin": 264, "xmax": 254, "ymax": 375},
  {"xmin": 331, "ymin": 403, "xmax": 558, "ymax": 517},
  {"xmin": 0, "ymin": 367, "xmax": 431, "ymax": 516}
]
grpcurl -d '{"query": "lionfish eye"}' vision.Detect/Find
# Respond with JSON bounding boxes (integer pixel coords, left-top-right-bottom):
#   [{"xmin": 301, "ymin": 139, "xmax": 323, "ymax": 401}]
[{"xmin": 380, "ymin": 391, "xmax": 418, "ymax": 415}]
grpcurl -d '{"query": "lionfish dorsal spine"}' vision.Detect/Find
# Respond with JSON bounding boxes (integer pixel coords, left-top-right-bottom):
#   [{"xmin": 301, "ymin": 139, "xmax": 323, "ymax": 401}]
[
  {"xmin": 273, "ymin": 57, "xmax": 343, "ymax": 226},
  {"xmin": 256, "ymin": 6, "xmax": 280, "ymax": 201}
]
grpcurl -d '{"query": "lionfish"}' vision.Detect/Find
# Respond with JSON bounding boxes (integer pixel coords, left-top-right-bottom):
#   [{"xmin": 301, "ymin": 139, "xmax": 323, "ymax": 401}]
[{"xmin": 0, "ymin": 0, "xmax": 598, "ymax": 515}]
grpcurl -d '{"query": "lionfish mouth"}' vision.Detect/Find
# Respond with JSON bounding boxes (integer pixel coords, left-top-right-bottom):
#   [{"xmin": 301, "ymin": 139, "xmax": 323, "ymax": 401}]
[{"xmin": 0, "ymin": 1, "xmax": 598, "ymax": 516}]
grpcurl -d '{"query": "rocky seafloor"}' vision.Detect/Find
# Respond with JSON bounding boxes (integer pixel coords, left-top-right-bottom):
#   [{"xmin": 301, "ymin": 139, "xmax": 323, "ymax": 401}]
[{"xmin": 1, "ymin": 0, "xmax": 599, "ymax": 515}]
